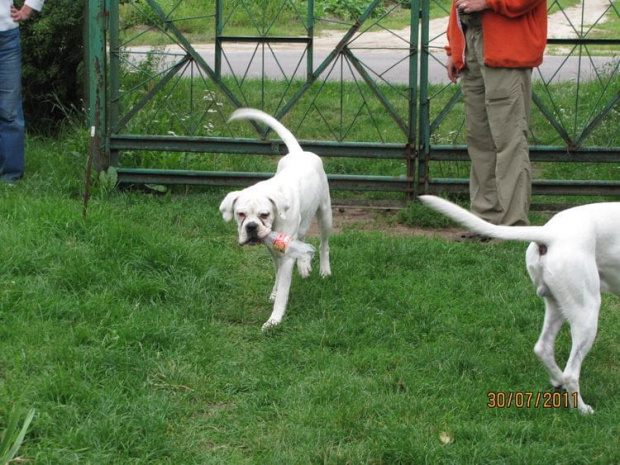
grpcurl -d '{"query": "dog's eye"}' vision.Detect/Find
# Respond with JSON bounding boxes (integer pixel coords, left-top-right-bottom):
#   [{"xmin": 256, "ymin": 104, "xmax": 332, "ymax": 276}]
[
  {"xmin": 259, "ymin": 213, "xmax": 270, "ymax": 220},
  {"xmin": 237, "ymin": 212, "xmax": 246, "ymax": 219}
]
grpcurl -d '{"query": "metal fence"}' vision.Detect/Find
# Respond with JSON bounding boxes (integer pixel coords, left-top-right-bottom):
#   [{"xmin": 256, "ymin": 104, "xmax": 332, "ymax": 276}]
[{"xmin": 86, "ymin": 0, "xmax": 620, "ymax": 199}]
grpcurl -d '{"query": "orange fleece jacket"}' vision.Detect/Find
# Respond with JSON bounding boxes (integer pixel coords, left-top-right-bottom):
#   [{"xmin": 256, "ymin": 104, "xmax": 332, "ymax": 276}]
[{"xmin": 445, "ymin": 0, "xmax": 548, "ymax": 70}]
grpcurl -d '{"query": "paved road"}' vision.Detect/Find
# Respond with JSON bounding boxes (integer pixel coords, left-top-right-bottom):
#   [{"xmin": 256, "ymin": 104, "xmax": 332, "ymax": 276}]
[
  {"xmin": 208, "ymin": 49, "xmax": 613, "ymax": 84},
  {"xmin": 124, "ymin": 0, "xmax": 615, "ymax": 85},
  {"xmin": 128, "ymin": 45, "xmax": 615, "ymax": 85}
]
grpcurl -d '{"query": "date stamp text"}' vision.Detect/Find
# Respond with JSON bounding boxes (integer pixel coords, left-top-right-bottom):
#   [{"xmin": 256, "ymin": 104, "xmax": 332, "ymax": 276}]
[{"xmin": 487, "ymin": 391, "xmax": 578, "ymax": 409}]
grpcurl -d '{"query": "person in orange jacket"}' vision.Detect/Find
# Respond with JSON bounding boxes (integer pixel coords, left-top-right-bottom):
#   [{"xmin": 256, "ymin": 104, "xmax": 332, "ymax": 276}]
[{"xmin": 445, "ymin": 0, "xmax": 547, "ymax": 235}]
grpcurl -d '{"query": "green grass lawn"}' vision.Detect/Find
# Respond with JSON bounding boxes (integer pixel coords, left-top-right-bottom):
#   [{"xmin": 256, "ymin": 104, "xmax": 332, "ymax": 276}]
[{"xmin": 0, "ymin": 129, "xmax": 618, "ymax": 463}]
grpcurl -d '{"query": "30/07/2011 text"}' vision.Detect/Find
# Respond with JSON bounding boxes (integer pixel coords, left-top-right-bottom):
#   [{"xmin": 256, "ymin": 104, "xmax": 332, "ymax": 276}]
[{"xmin": 487, "ymin": 391, "xmax": 578, "ymax": 409}]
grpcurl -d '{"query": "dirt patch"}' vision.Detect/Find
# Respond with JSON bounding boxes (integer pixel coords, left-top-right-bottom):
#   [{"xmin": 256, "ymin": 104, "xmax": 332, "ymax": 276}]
[
  {"xmin": 308, "ymin": 202, "xmax": 562, "ymax": 240},
  {"xmin": 307, "ymin": 205, "xmax": 460, "ymax": 240}
]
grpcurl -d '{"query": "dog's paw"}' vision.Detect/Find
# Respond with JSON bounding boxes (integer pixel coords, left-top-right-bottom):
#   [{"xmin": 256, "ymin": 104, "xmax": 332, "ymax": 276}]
[
  {"xmin": 297, "ymin": 260, "xmax": 312, "ymax": 278},
  {"xmin": 578, "ymin": 402, "xmax": 594, "ymax": 415},
  {"xmin": 550, "ymin": 376, "xmax": 566, "ymax": 391},
  {"xmin": 320, "ymin": 264, "xmax": 331, "ymax": 277},
  {"xmin": 261, "ymin": 318, "xmax": 281, "ymax": 331},
  {"xmin": 269, "ymin": 285, "xmax": 278, "ymax": 301}
]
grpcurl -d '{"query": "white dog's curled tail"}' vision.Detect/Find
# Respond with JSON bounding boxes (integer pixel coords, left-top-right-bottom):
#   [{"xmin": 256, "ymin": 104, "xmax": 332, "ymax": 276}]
[
  {"xmin": 419, "ymin": 195, "xmax": 553, "ymax": 244},
  {"xmin": 228, "ymin": 108, "xmax": 303, "ymax": 155}
]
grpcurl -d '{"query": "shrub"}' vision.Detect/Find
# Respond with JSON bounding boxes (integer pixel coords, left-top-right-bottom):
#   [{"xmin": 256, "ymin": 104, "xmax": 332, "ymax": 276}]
[
  {"xmin": 19, "ymin": 0, "xmax": 84, "ymax": 133},
  {"xmin": 316, "ymin": 0, "xmax": 386, "ymax": 20}
]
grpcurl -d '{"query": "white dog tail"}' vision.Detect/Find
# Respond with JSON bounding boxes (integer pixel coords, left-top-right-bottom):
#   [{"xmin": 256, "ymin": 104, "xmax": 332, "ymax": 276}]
[
  {"xmin": 419, "ymin": 195, "xmax": 554, "ymax": 244},
  {"xmin": 228, "ymin": 108, "xmax": 303, "ymax": 155}
]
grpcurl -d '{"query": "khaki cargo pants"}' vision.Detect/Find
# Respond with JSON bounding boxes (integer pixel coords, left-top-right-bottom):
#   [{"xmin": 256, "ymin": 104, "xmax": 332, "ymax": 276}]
[{"xmin": 461, "ymin": 25, "xmax": 532, "ymax": 226}]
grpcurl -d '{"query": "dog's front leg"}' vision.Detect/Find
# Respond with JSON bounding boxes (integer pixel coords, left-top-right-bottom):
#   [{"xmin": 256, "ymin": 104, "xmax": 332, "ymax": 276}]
[
  {"xmin": 263, "ymin": 256, "xmax": 295, "ymax": 330},
  {"xmin": 291, "ymin": 233, "xmax": 312, "ymax": 278},
  {"xmin": 269, "ymin": 254, "xmax": 281, "ymax": 301}
]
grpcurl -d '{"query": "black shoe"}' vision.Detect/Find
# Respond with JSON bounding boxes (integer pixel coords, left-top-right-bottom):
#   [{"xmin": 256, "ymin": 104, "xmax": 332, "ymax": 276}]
[{"xmin": 454, "ymin": 231, "xmax": 493, "ymax": 243}]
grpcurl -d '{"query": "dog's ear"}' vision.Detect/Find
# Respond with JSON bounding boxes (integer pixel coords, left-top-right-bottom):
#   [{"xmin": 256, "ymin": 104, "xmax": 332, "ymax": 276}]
[
  {"xmin": 268, "ymin": 189, "xmax": 290, "ymax": 220},
  {"xmin": 219, "ymin": 191, "xmax": 240, "ymax": 222}
]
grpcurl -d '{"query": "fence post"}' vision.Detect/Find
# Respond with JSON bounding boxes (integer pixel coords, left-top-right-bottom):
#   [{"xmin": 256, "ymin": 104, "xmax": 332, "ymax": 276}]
[
  {"xmin": 85, "ymin": 0, "xmax": 109, "ymax": 172},
  {"xmin": 417, "ymin": 0, "xmax": 430, "ymax": 195},
  {"xmin": 408, "ymin": 0, "xmax": 420, "ymax": 199}
]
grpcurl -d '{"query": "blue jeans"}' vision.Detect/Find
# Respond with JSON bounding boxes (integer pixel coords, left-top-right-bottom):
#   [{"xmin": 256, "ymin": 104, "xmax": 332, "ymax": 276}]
[{"xmin": 0, "ymin": 28, "xmax": 25, "ymax": 181}]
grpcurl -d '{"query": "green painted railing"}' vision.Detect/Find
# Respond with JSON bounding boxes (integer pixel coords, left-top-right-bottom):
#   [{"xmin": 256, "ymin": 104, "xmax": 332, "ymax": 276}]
[{"xmin": 87, "ymin": 0, "xmax": 620, "ymax": 199}]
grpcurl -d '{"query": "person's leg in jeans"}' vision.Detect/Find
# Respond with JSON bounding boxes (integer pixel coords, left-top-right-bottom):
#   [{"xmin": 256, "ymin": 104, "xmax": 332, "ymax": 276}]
[{"xmin": 0, "ymin": 28, "xmax": 26, "ymax": 182}]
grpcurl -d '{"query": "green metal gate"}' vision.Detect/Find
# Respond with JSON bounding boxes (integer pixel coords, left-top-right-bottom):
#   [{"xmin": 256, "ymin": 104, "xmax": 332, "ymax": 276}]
[
  {"xmin": 419, "ymin": 0, "xmax": 620, "ymax": 196},
  {"xmin": 86, "ymin": 0, "xmax": 620, "ymax": 199}
]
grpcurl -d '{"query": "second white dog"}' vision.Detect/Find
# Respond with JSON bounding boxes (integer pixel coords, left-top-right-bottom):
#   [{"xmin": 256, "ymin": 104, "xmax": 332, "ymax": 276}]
[
  {"xmin": 220, "ymin": 108, "xmax": 332, "ymax": 330},
  {"xmin": 420, "ymin": 194, "xmax": 620, "ymax": 414}
]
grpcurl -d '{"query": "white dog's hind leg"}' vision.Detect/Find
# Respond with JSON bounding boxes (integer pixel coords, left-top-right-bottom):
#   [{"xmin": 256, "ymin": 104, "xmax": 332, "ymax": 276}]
[
  {"xmin": 263, "ymin": 257, "xmax": 295, "ymax": 330},
  {"xmin": 562, "ymin": 299, "xmax": 600, "ymax": 415},
  {"xmin": 534, "ymin": 297, "xmax": 566, "ymax": 389},
  {"xmin": 553, "ymin": 255, "xmax": 600, "ymax": 414},
  {"xmin": 316, "ymin": 200, "xmax": 332, "ymax": 277}
]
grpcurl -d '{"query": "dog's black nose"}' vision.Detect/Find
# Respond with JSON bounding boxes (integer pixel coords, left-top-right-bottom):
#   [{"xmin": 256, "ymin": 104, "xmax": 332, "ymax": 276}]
[{"xmin": 246, "ymin": 222, "xmax": 259, "ymax": 235}]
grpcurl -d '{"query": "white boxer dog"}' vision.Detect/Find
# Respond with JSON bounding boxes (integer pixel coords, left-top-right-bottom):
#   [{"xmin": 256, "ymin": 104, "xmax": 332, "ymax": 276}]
[
  {"xmin": 220, "ymin": 108, "xmax": 332, "ymax": 330},
  {"xmin": 420, "ymin": 195, "xmax": 620, "ymax": 414}
]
